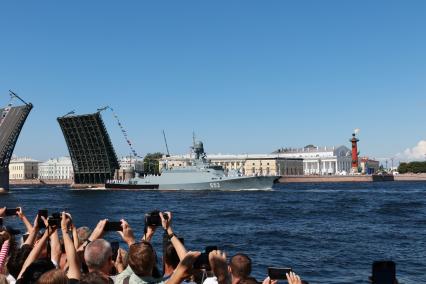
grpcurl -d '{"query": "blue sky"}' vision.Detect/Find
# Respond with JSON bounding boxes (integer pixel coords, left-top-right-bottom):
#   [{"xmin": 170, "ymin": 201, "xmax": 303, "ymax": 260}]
[{"xmin": 0, "ymin": 1, "xmax": 425, "ymax": 162}]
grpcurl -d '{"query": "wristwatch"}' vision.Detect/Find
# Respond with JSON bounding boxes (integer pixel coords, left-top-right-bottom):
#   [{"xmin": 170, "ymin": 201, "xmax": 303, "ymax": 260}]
[{"xmin": 167, "ymin": 232, "xmax": 176, "ymax": 240}]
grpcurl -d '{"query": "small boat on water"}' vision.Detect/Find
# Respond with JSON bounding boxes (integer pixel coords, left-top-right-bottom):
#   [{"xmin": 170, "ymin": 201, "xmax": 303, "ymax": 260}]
[{"xmin": 105, "ymin": 141, "xmax": 279, "ymax": 190}]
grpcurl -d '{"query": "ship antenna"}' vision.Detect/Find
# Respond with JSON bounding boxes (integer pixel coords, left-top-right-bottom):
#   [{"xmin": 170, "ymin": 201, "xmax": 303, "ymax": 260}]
[
  {"xmin": 162, "ymin": 130, "xmax": 170, "ymax": 157},
  {"xmin": 192, "ymin": 131, "xmax": 196, "ymax": 148}
]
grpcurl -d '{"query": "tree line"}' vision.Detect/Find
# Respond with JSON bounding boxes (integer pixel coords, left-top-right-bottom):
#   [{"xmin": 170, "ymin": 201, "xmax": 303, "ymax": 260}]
[{"xmin": 398, "ymin": 161, "xmax": 426, "ymax": 174}]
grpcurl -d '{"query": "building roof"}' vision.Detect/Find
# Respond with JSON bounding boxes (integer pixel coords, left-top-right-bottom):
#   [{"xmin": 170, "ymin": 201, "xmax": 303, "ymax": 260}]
[{"xmin": 10, "ymin": 157, "xmax": 39, "ymax": 163}]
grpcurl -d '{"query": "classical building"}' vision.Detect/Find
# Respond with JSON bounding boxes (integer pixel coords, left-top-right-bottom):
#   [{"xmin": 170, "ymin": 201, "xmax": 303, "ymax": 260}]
[
  {"xmin": 161, "ymin": 154, "xmax": 303, "ymax": 176},
  {"xmin": 274, "ymin": 145, "xmax": 353, "ymax": 175},
  {"xmin": 9, "ymin": 157, "xmax": 39, "ymax": 179},
  {"xmin": 38, "ymin": 156, "xmax": 73, "ymax": 180}
]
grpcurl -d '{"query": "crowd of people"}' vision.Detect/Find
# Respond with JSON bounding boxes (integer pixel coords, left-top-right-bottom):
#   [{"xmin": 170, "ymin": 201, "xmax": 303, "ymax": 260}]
[{"xmin": 0, "ymin": 207, "xmax": 305, "ymax": 284}]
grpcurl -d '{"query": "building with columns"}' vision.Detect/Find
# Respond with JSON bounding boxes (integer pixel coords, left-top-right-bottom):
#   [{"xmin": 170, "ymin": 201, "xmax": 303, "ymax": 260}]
[
  {"xmin": 274, "ymin": 145, "xmax": 353, "ymax": 175},
  {"xmin": 161, "ymin": 154, "xmax": 303, "ymax": 176}
]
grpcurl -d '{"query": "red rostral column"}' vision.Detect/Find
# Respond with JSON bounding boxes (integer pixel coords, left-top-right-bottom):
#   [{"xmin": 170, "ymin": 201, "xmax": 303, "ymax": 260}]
[{"xmin": 350, "ymin": 133, "xmax": 359, "ymax": 173}]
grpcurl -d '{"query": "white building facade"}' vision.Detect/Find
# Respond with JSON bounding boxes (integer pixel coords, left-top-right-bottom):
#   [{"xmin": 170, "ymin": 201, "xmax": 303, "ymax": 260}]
[
  {"xmin": 9, "ymin": 157, "xmax": 39, "ymax": 179},
  {"xmin": 119, "ymin": 156, "xmax": 144, "ymax": 172},
  {"xmin": 38, "ymin": 156, "xmax": 73, "ymax": 180},
  {"xmin": 276, "ymin": 145, "xmax": 352, "ymax": 175}
]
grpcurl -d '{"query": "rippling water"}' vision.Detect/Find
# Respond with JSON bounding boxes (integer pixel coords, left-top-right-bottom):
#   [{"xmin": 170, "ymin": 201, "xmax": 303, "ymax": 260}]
[{"xmin": 2, "ymin": 182, "xmax": 426, "ymax": 283}]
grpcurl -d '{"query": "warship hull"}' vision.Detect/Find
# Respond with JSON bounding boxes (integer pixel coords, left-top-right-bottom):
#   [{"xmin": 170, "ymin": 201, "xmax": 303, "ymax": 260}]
[{"xmin": 105, "ymin": 175, "xmax": 279, "ymax": 190}]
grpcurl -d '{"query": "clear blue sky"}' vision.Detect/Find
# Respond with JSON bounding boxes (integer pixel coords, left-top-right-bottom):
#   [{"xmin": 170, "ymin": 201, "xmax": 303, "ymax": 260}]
[{"xmin": 0, "ymin": 1, "xmax": 425, "ymax": 161}]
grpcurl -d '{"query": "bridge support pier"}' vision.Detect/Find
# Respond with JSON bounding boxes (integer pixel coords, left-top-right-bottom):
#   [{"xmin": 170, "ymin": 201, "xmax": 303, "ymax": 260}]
[{"xmin": 0, "ymin": 168, "xmax": 9, "ymax": 192}]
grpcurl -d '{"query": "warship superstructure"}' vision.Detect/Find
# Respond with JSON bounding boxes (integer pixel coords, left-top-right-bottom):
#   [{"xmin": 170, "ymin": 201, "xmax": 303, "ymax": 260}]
[{"xmin": 105, "ymin": 141, "xmax": 279, "ymax": 190}]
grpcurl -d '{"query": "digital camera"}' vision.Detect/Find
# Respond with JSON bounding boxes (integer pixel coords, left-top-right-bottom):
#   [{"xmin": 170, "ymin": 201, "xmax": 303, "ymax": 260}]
[{"xmin": 144, "ymin": 210, "xmax": 168, "ymax": 227}]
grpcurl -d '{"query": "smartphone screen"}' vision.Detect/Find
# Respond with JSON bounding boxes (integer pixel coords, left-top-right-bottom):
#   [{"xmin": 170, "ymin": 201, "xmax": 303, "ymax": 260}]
[
  {"xmin": 38, "ymin": 209, "xmax": 48, "ymax": 228},
  {"xmin": 5, "ymin": 208, "xmax": 18, "ymax": 216},
  {"xmin": 372, "ymin": 261, "xmax": 395, "ymax": 284},
  {"xmin": 111, "ymin": 241, "xmax": 119, "ymax": 260},
  {"xmin": 268, "ymin": 267, "xmax": 293, "ymax": 280},
  {"xmin": 104, "ymin": 221, "xmax": 123, "ymax": 232}
]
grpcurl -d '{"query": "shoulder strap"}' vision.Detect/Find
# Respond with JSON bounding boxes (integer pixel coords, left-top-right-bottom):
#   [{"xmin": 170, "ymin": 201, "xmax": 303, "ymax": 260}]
[{"xmin": 123, "ymin": 276, "xmax": 130, "ymax": 284}]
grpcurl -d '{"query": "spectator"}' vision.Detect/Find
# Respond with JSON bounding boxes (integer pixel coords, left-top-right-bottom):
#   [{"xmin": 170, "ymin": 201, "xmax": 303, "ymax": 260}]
[
  {"xmin": 228, "ymin": 254, "xmax": 252, "ymax": 284},
  {"xmin": 77, "ymin": 227, "xmax": 92, "ymax": 247},
  {"xmin": 84, "ymin": 240, "xmax": 113, "ymax": 280}
]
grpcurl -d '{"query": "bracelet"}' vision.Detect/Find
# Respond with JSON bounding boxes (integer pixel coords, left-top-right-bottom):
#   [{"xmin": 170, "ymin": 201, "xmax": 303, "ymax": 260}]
[{"xmin": 167, "ymin": 232, "xmax": 176, "ymax": 240}]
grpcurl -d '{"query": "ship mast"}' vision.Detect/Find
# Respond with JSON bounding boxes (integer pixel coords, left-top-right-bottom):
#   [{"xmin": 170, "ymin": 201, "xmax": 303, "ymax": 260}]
[{"xmin": 162, "ymin": 130, "xmax": 170, "ymax": 157}]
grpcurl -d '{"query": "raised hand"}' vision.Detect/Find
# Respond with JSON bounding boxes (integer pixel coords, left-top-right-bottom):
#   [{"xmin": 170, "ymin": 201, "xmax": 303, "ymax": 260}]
[
  {"xmin": 209, "ymin": 250, "xmax": 230, "ymax": 284},
  {"xmin": 262, "ymin": 277, "xmax": 278, "ymax": 284},
  {"xmin": 286, "ymin": 272, "xmax": 302, "ymax": 284},
  {"xmin": 160, "ymin": 211, "xmax": 172, "ymax": 230},
  {"xmin": 88, "ymin": 219, "xmax": 107, "ymax": 241},
  {"xmin": 168, "ymin": 251, "xmax": 201, "ymax": 284},
  {"xmin": 118, "ymin": 219, "xmax": 135, "ymax": 246},
  {"xmin": 61, "ymin": 212, "xmax": 72, "ymax": 231},
  {"xmin": 143, "ymin": 225, "xmax": 156, "ymax": 242},
  {"xmin": 114, "ymin": 248, "xmax": 126, "ymax": 273}
]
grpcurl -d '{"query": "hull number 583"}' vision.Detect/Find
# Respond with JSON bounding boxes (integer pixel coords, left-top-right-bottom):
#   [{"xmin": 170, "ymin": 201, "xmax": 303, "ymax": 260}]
[{"xmin": 210, "ymin": 182, "xmax": 221, "ymax": 189}]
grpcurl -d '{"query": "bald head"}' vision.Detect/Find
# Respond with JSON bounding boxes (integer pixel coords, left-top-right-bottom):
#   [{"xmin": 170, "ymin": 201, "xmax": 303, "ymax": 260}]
[{"xmin": 84, "ymin": 239, "xmax": 112, "ymax": 273}]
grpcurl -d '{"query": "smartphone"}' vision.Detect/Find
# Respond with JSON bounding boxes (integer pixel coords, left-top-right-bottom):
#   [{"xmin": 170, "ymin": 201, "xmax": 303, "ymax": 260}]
[
  {"xmin": 38, "ymin": 209, "xmax": 48, "ymax": 228},
  {"xmin": 268, "ymin": 267, "xmax": 293, "ymax": 280},
  {"xmin": 111, "ymin": 241, "xmax": 119, "ymax": 260},
  {"xmin": 372, "ymin": 261, "xmax": 396, "ymax": 284},
  {"xmin": 5, "ymin": 208, "xmax": 19, "ymax": 216},
  {"xmin": 104, "ymin": 221, "xmax": 123, "ymax": 232},
  {"xmin": 205, "ymin": 245, "xmax": 217, "ymax": 254},
  {"xmin": 193, "ymin": 246, "xmax": 218, "ymax": 270}
]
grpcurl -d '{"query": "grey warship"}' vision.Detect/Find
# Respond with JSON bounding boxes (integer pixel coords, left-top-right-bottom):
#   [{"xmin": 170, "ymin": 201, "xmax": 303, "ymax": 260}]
[{"xmin": 105, "ymin": 141, "xmax": 279, "ymax": 190}]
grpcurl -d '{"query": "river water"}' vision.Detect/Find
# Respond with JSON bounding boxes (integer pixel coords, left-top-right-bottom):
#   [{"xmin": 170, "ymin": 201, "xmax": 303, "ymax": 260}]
[{"xmin": 1, "ymin": 182, "xmax": 425, "ymax": 283}]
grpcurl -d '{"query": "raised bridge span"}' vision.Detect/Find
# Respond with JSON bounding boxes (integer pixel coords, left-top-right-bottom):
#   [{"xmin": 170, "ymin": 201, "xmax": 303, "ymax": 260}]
[
  {"xmin": 0, "ymin": 103, "xmax": 33, "ymax": 192},
  {"xmin": 57, "ymin": 112, "xmax": 119, "ymax": 185}
]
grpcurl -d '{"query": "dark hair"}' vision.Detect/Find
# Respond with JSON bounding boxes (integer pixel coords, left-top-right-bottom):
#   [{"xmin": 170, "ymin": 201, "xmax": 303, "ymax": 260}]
[
  {"xmin": 128, "ymin": 241, "xmax": 156, "ymax": 277},
  {"xmin": 238, "ymin": 277, "xmax": 258, "ymax": 284},
  {"xmin": 163, "ymin": 242, "xmax": 179, "ymax": 269},
  {"xmin": 7, "ymin": 244, "xmax": 33, "ymax": 279},
  {"xmin": 36, "ymin": 269, "xmax": 68, "ymax": 284},
  {"xmin": 21, "ymin": 258, "xmax": 55, "ymax": 284},
  {"xmin": 80, "ymin": 271, "xmax": 111, "ymax": 284},
  {"xmin": 230, "ymin": 253, "xmax": 252, "ymax": 279}
]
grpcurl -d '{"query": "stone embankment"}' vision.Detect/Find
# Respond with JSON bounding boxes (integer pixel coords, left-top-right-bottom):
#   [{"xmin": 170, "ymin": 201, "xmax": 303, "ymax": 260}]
[
  {"xmin": 394, "ymin": 173, "xmax": 426, "ymax": 181},
  {"xmin": 279, "ymin": 173, "xmax": 426, "ymax": 183},
  {"xmin": 9, "ymin": 179, "xmax": 72, "ymax": 186},
  {"xmin": 279, "ymin": 175, "xmax": 372, "ymax": 183}
]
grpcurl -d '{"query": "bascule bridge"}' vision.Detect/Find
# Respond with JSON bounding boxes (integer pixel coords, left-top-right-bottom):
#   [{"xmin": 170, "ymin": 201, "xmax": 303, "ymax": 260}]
[{"xmin": 0, "ymin": 91, "xmax": 33, "ymax": 192}]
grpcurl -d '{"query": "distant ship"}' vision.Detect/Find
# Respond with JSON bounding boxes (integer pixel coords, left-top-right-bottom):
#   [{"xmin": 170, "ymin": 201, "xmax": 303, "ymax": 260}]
[{"xmin": 105, "ymin": 141, "xmax": 279, "ymax": 190}]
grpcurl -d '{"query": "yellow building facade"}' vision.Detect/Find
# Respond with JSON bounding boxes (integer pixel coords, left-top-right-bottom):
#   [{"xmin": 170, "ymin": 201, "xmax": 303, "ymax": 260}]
[{"xmin": 162, "ymin": 154, "xmax": 303, "ymax": 176}]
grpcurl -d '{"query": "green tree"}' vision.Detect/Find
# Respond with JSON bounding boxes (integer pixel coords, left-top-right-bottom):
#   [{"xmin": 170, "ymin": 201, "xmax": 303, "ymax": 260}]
[
  {"xmin": 398, "ymin": 161, "xmax": 426, "ymax": 174},
  {"xmin": 143, "ymin": 152, "xmax": 163, "ymax": 175}
]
